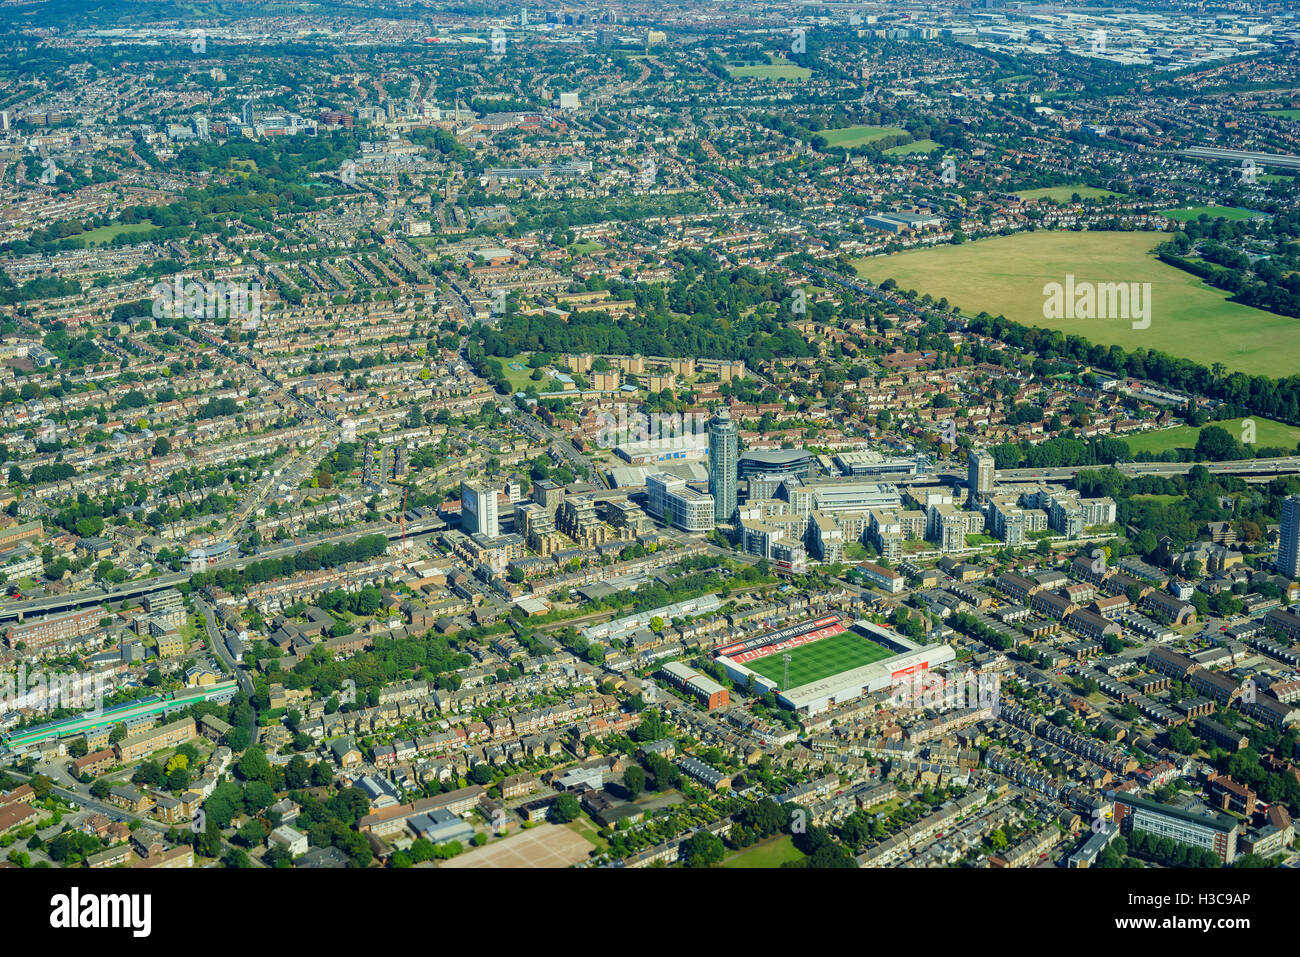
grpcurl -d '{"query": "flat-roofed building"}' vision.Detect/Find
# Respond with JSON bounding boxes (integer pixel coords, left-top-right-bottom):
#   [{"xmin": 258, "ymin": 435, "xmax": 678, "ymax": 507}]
[
  {"xmin": 646, "ymin": 472, "xmax": 715, "ymax": 533},
  {"xmin": 1114, "ymin": 794, "xmax": 1240, "ymax": 863},
  {"xmin": 115, "ymin": 717, "xmax": 197, "ymax": 764}
]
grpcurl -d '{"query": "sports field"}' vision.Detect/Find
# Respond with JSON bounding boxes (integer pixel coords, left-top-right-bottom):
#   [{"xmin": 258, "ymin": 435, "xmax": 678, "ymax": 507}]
[
  {"xmin": 1161, "ymin": 206, "xmax": 1263, "ymax": 222},
  {"xmin": 885, "ymin": 138, "xmax": 939, "ymax": 155},
  {"xmin": 1121, "ymin": 416, "xmax": 1300, "ymax": 455},
  {"xmin": 722, "ymin": 834, "xmax": 805, "ymax": 869},
  {"xmin": 743, "ymin": 630, "xmax": 892, "ymax": 690},
  {"xmin": 727, "ymin": 60, "xmax": 811, "ymax": 81},
  {"xmin": 78, "ymin": 223, "xmax": 162, "ymax": 245},
  {"xmin": 439, "ymin": 824, "xmax": 594, "ymax": 868},
  {"xmin": 854, "ymin": 231, "xmax": 1300, "ymax": 378},
  {"xmin": 818, "ymin": 125, "xmax": 907, "ymax": 148},
  {"xmin": 1015, "ymin": 185, "xmax": 1122, "ymax": 202}
]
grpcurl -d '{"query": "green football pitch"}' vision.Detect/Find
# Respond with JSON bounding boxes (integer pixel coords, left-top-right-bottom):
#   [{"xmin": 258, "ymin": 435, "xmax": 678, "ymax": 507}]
[{"xmin": 743, "ymin": 631, "xmax": 893, "ymax": 690}]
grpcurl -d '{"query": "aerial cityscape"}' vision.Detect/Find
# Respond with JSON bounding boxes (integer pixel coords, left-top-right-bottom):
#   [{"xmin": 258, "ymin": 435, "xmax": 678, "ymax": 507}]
[{"xmin": 0, "ymin": 0, "xmax": 1298, "ymax": 901}]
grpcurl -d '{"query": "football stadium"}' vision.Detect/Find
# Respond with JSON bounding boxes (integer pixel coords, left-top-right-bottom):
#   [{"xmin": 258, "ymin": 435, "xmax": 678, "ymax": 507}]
[{"xmin": 714, "ymin": 615, "xmax": 954, "ymax": 716}]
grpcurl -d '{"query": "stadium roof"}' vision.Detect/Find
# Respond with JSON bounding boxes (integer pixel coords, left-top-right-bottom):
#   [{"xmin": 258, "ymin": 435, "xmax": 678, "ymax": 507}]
[
  {"xmin": 738, "ymin": 448, "xmax": 811, "ymax": 466},
  {"xmin": 776, "ymin": 643, "xmax": 956, "ymax": 714}
]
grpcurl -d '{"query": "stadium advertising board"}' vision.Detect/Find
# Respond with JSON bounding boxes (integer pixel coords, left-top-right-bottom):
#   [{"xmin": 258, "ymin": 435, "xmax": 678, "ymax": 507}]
[
  {"xmin": 891, "ymin": 661, "xmax": 929, "ymax": 681},
  {"xmin": 715, "ymin": 615, "xmax": 845, "ymax": 665}
]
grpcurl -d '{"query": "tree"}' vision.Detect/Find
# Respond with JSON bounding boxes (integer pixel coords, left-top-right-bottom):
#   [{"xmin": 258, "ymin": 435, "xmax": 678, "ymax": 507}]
[
  {"xmin": 633, "ymin": 708, "xmax": 665, "ymax": 743},
  {"xmin": 243, "ymin": 780, "xmax": 274, "ymax": 812},
  {"xmin": 548, "ymin": 794, "xmax": 581, "ymax": 824},
  {"xmin": 196, "ymin": 821, "xmax": 222, "ymax": 859},
  {"xmin": 29, "ymin": 774, "xmax": 53, "ymax": 800},
  {"xmin": 132, "ymin": 762, "xmax": 163, "ymax": 787},
  {"xmin": 237, "ymin": 745, "xmax": 271, "ymax": 783},
  {"xmin": 226, "ymin": 726, "xmax": 251, "ymax": 752},
  {"xmin": 1195, "ymin": 425, "xmax": 1242, "ymax": 462},
  {"xmin": 285, "ymin": 755, "xmax": 311, "ymax": 790},
  {"xmin": 310, "ymin": 762, "xmax": 334, "ymax": 788},
  {"xmin": 1168, "ymin": 723, "xmax": 1198, "ymax": 754},
  {"xmin": 623, "ymin": 766, "xmax": 645, "ymax": 799},
  {"xmin": 683, "ymin": 831, "xmax": 725, "ymax": 867},
  {"xmin": 741, "ymin": 798, "xmax": 786, "ymax": 836},
  {"xmin": 236, "ymin": 819, "xmax": 265, "ymax": 847},
  {"xmin": 222, "ymin": 847, "xmax": 252, "ymax": 868}
]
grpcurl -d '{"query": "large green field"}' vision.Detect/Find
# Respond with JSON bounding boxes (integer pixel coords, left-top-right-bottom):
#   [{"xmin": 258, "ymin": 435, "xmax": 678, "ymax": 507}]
[
  {"xmin": 818, "ymin": 125, "xmax": 907, "ymax": 148},
  {"xmin": 493, "ymin": 353, "xmax": 547, "ymax": 393},
  {"xmin": 1122, "ymin": 417, "xmax": 1300, "ymax": 455},
  {"xmin": 744, "ymin": 630, "xmax": 893, "ymax": 690},
  {"xmin": 885, "ymin": 138, "xmax": 940, "ymax": 156},
  {"xmin": 78, "ymin": 222, "xmax": 161, "ymax": 245},
  {"xmin": 1265, "ymin": 109, "xmax": 1300, "ymax": 120},
  {"xmin": 722, "ymin": 834, "xmax": 806, "ymax": 868},
  {"xmin": 727, "ymin": 60, "xmax": 811, "ymax": 81},
  {"xmin": 854, "ymin": 231, "xmax": 1300, "ymax": 378},
  {"xmin": 1015, "ymin": 185, "xmax": 1122, "ymax": 202},
  {"xmin": 1161, "ymin": 206, "xmax": 1263, "ymax": 222}
]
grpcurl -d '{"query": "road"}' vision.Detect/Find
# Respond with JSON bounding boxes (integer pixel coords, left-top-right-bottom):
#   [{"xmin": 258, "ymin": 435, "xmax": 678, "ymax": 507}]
[
  {"xmin": 989, "ymin": 455, "xmax": 1300, "ymax": 484},
  {"xmin": 204, "ymin": 329, "xmax": 343, "ymax": 537},
  {"xmin": 796, "ymin": 261, "xmax": 1300, "ymax": 486},
  {"xmin": 503, "ymin": 402, "xmax": 608, "ymax": 488},
  {"xmin": 195, "ymin": 595, "xmax": 254, "ymax": 698},
  {"xmin": 5, "ymin": 766, "xmax": 168, "ymax": 839},
  {"xmin": 1181, "ymin": 146, "xmax": 1300, "ymax": 172},
  {"xmin": 11, "ymin": 758, "xmax": 259, "ymax": 866}
]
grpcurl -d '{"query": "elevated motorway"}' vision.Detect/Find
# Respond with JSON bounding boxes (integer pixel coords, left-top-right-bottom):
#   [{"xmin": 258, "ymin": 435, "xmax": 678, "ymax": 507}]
[
  {"xmin": 991, "ymin": 455, "xmax": 1300, "ymax": 484},
  {"xmin": 1181, "ymin": 146, "xmax": 1300, "ymax": 172}
]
